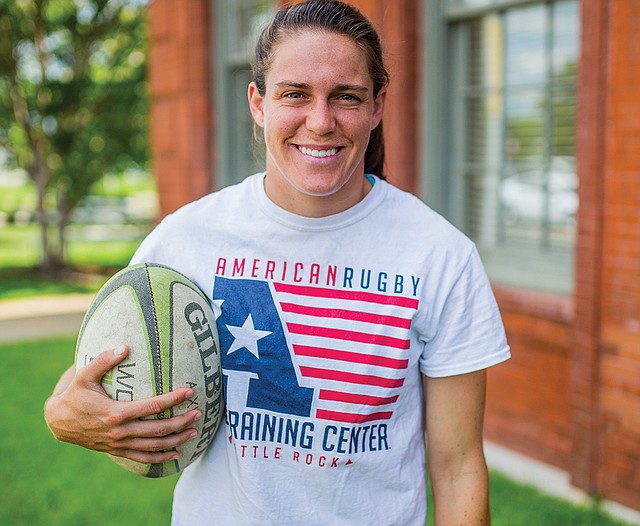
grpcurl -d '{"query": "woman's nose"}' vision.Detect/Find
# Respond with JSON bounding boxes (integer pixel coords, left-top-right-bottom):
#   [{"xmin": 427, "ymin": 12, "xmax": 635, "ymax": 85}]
[{"xmin": 305, "ymin": 100, "xmax": 336, "ymax": 135}]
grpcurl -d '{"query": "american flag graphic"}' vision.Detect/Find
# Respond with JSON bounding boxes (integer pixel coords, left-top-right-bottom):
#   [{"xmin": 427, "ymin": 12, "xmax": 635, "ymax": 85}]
[
  {"xmin": 214, "ymin": 277, "xmax": 419, "ymax": 425},
  {"xmin": 273, "ymin": 282, "xmax": 418, "ymax": 424}
]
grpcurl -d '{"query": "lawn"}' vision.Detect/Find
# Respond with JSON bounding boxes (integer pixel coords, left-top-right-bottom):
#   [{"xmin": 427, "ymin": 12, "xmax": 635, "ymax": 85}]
[
  {"xmin": 1, "ymin": 336, "xmax": 634, "ymax": 526},
  {"xmin": 1, "ymin": 337, "xmax": 176, "ymax": 526}
]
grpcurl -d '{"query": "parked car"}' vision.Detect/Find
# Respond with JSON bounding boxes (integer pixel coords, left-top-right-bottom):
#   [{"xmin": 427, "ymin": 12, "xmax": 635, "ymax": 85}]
[{"xmin": 499, "ymin": 169, "xmax": 578, "ymax": 224}]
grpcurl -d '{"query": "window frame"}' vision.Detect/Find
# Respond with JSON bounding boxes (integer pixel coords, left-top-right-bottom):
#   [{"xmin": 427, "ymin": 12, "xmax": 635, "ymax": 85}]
[{"xmin": 212, "ymin": 0, "xmax": 272, "ymax": 189}]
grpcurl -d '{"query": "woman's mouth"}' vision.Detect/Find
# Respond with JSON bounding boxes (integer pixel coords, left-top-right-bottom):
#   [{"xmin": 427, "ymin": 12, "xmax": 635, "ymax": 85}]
[{"xmin": 296, "ymin": 145, "xmax": 340, "ymax": 158}]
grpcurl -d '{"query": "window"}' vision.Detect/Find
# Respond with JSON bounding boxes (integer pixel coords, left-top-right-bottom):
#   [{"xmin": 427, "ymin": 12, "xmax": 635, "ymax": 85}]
[
  {"xmin": 214, "ymin": 0, "xmax": 273, "ymax": 188},
  {"xmin": 425, "ymin": 0, "xmax": 579, "ymax": 295}
]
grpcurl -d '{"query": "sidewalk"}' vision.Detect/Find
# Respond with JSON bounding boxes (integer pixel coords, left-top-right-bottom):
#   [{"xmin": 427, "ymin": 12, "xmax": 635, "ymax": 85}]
[{"xmin": 0, "ymin": 294, "xmax": 94, "ymax": 343}]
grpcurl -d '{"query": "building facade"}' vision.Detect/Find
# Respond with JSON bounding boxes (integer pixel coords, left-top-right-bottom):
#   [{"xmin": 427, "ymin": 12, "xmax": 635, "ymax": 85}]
[{"xmin": 148, "ymin": 0, "xmax": 640, "ymax": 515}]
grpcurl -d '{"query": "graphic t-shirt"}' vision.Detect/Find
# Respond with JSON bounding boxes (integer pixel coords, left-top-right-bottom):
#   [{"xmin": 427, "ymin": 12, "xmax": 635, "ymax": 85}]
[{"xmin": 131, "ymin": 173, "xmax": 510, "ymax": 526}]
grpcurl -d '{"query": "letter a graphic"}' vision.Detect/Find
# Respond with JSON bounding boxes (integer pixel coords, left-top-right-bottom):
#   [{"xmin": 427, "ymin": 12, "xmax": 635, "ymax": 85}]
[{"xmin": 214, "ymin": 277, "xmax": 314, "ymax": 417}]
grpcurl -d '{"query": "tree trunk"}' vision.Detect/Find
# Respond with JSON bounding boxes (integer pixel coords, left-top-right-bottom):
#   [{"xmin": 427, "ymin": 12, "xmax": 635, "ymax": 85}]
[
  {"xmin": 55, "ymin": 199, "xmax": 72, "ymax": 269},
  {"xmin": 30, "ymin": 158, "xmax": 56, "ymax": 271}
]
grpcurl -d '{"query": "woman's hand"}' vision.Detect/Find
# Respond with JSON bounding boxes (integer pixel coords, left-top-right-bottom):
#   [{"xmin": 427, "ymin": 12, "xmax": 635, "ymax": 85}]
[{"xmin": 44, "ymin": 346, "xmax": 202, "ymax": 464}]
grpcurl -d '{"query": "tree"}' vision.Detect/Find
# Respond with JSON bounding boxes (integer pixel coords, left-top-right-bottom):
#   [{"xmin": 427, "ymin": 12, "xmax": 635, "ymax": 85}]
[
  {"xmin": 0, "ymin": 0, "xmax": 149, "ymax": 270},
  {"xmin": 505, "ymin": 60, "xmax": 578, "ymax": 166}
]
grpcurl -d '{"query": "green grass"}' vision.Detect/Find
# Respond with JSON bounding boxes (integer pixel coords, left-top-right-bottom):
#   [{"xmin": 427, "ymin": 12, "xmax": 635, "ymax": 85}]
[
  {"xmin": 0, "ymin": 224, "xmax": 146, "ymax": 268},
  {"xmin": 427, "ymin": 471, "xmax": 634, "ymax": 525},
  {"xmin": 90, "ymin": 170, "xmax": 157, "ymax": 198},
  {"xmin": 0, "ymin": 337, "xmax": 176, "ymax": 526},
  {"xmin": 0, "ymin": 170, "xmax": 155, "ymax": 217},
  {"xmin": 487, "ymin": 471, "xmax": 633, "ymax": 525},
  {"xmin": 0, "ymin": 180, "xmax": 37, "ymax": 217},
  {"xmin": 0, "ymin": 267, "xmax": 109, "ymax": 299},
  {"xmin": 426, "ymin": 469, "xmax": 634, "ymax": 526},
  {"xmin": 2, "ymin": 335, "xmax": 635, "ymax": 526},
  {"xmin": 0, "ymin": 224, "xmax": 41, "ymax": 268}
]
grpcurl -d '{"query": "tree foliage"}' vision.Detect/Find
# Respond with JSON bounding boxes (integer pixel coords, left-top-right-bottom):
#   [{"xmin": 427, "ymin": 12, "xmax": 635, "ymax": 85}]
[
  {"xmin": 0, "ymin": 0, "xmax": 149, "ymax": 269},
  {"xmin": 505, "ymin": 60, "xmax": 577, "ymax": 166}
]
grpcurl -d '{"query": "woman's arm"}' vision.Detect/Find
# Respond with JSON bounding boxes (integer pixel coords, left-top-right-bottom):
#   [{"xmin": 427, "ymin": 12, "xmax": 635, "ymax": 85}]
[
  {"xmin": 44, "ymin": 346, "xmax": 202, "ymax": 464},
  {"xmin": 424, "ymin": 369, "xmax": 491, "ymax": 525}
]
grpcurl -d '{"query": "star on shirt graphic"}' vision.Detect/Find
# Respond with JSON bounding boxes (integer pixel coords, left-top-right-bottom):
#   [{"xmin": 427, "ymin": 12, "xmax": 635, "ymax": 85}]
[{"xmin": 226, "ymin": 314, "xmax": 272, "ymax": 358}]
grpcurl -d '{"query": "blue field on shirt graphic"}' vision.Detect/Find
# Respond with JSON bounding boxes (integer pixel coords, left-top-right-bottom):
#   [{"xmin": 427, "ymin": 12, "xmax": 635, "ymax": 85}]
[{"xmin": 212, "ymin": 257, "xmax": 420, "ymax": 467}]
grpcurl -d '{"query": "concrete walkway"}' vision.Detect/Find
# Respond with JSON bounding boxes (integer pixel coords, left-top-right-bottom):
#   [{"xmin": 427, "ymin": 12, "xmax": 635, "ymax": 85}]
[{"xmin": 0, "ymin": 293, "xmax": 94, "ymax": 343}]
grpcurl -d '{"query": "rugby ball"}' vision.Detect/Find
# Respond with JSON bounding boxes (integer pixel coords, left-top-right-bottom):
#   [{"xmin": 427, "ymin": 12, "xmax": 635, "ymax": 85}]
[{"xmin": 75, "ymin": 263, "xmax": 224, "ymax": 477}]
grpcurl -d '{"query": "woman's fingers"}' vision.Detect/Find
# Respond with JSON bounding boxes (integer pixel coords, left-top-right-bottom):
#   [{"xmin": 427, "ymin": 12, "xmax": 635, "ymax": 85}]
[
  {"xmin": 107, "ymin": 408, "xmax": 202, "ymax": 441},
  {"xmin": 45, "ymin": 345, "xmax": 206, "ymax": 463},
  {"xmin": 75, "ymin": 346, "xmax": 129, "ymax": 390},
  {"xmin": 109, "ymin": 447, "xmax": 182, "ymax": 465},
  {"xmin": 115, "ymin": 386, "xmax": 196, "ymax": 422},
  {"xmin": 75, "ymin": 346, "xmax": 197, "ymax": 424},
  {"xmin": 107, "ymin": 427, "xmax": 200, "ymax": 458}
]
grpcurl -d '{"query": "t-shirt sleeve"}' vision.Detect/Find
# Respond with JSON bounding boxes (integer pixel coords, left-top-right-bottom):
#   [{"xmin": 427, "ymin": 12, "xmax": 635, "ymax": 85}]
[{"xmin": 419, "ymin": 247, "xmax": 510, "ymax": 377}]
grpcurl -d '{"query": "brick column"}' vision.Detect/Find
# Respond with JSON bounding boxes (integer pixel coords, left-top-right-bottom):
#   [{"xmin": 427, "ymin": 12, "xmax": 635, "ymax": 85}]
[
  {"xmin": 374, "ymin": 0, "xmax": 420, "ymax": 193},
  {"xmin": 569, "ymin": 0, "xmax": 608, "ymax": 495},
  {"xmin": 148, "ymin": 0, "xmax": 213, "ymax": 218},
  {"xmin": 596, "ymin": 0, "xmax": 640, "ymax": 510}
]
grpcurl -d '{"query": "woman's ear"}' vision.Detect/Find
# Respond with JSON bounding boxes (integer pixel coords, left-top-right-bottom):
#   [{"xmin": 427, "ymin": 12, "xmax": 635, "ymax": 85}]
[
  {"xmin": 248, "ymin": 82, "xmax": 265, "ymax": 127},
  {"xmin": 371, "ymin": 85, "xmax": 387, "ymax": 130}
]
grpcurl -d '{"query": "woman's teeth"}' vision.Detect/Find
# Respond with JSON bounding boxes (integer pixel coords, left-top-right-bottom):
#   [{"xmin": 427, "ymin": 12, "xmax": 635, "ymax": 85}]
[{"xmin": 298, "ymin": 146, "xmax": 338, "ymax": 158}]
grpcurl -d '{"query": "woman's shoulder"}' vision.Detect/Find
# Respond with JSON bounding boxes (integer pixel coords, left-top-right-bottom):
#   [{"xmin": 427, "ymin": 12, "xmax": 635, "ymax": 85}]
[{"xmin": 378, "ymin": 179, "xmax": 474, "ymax": 250}]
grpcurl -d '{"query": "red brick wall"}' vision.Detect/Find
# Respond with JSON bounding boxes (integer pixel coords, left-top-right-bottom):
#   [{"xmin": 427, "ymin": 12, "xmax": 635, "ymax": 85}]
[
  {"xmin": 366, "ymin": 0, "xmax": 420, "ymax": 193},
  {"xmin": 486, "ymin": 290, "xmax": 574, "ymax": 471},
  {"xmin": 569, "ymin": 0, "xmax": 608, "ymax": 497}
]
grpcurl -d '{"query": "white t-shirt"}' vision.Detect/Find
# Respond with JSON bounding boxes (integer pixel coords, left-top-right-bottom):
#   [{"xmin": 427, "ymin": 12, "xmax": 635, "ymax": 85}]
[{"xmin": 132, "ymin": 173, "xmax": 510, "ymax": 526}]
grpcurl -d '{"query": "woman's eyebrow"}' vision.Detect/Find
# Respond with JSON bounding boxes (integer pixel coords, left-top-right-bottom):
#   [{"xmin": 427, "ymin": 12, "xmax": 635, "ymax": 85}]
[
  {"xmin": 274, "ymin": 81, "xmax": 369, "ymax": 93},
  {"xmin": 334, "ymin": 84, "xmax": 369, "ymax": 93},
  {"xmin": 275, "ymin": 81, "xmax": 311, "ymax": 90}
]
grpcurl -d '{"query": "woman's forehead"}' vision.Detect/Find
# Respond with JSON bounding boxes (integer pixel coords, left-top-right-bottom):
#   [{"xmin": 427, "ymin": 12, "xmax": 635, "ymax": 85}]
[{"xmin": 266, "ymin": 31, "xmax": 371, "ymax": 88}]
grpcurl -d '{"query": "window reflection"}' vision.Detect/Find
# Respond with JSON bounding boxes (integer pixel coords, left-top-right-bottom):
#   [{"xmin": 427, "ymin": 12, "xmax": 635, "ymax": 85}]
[{"xmin": 459, "ymin": 0, "xmax": 579, "ymax": 294}]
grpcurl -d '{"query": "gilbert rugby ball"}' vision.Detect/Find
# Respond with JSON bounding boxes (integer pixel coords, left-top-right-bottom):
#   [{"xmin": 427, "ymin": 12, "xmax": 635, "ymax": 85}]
[{"xmin": 75, "ymin": 263, "xmax": 224, "ymax": 477}]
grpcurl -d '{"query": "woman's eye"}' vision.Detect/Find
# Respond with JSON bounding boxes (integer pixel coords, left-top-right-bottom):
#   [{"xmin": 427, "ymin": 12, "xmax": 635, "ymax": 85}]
[{"xmin": 337, "ymin": 94, "xmax": 359, "ymax": 102}]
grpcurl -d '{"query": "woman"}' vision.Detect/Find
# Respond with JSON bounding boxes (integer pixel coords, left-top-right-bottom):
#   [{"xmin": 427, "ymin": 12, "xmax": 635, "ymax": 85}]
[{"xmin": 45, "ymin": 1, "xmax": 510, "ymax": 524}]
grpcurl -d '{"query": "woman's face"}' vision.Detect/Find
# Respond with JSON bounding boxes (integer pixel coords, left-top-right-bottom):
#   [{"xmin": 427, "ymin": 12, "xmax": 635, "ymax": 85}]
[{"xmin": 248, "ymin": 31, "xmax": 386, "ymax": 217}]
